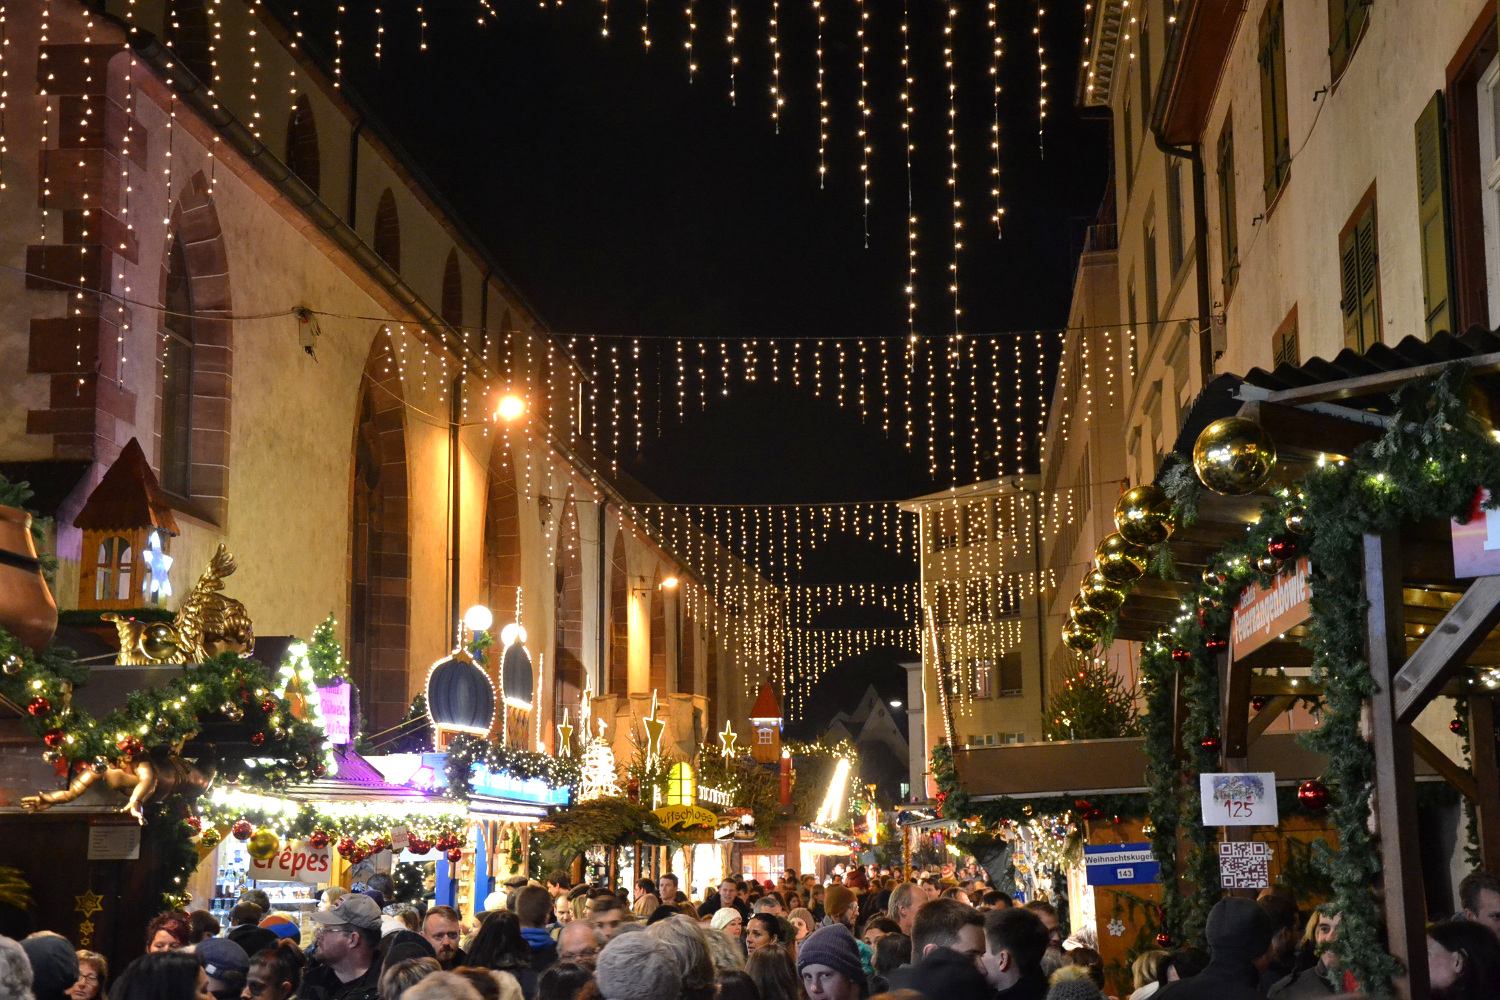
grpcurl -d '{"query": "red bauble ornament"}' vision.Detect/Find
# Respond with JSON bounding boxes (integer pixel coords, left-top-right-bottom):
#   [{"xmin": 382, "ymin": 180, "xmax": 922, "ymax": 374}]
[
  {"xmin": 1201, "ymin": 736, "xmax": 1221, "ymax": 752},
  {"xmin": 445, "ymin": 848, "xmax": 463, "ymax": 864},
  {"xmin": 261, "ymin": 699, "xmax": 277, "ymax": 714},
  {"xmin": 232, "ymin": 819, "xmax": 254, "ymax": 841},
  {"xmin": 371, "ymin": 836, "xmax": 390, "ymax": 854},
  {"xmin": 1451, "ymin": 718, "xmax": 1464, "ymax": 734},
  {"xmin": 1155, "ymin": 932, "xmax": 1172, "ymax": 948},
  {"xmin": 337, "ymin": 837, "xmax": 357, "ymax": 858},
  {"xmin": 27, "ymin": 696, "xmax": 51, "ymax": 717},
  {"xmin": 43, "ymin": 730, "xmax": 65, "ymax": 748},
  {"xmin": 1297, "ymin": 779, "xmax": 1329, "ymax": 812},
  {"xmin": 185, "ymin": 814, "xmax": 202, "ymax": 834},
  {"xmin": 1204, "ymin": 638, "xmax": 1228, "ymax": 653},
  {"xmin": 1171, "ymin": 649, "xmax": 1192, "ymax": 665},
  {"xmin": 1267, "ymin": 536, "xmax": 1298, "ymax": 561},
  {"xmin": 350, "ymin": 848, "xmax": 368, "ymax": 864},
  {"xmin": 1251, "ymin": 697, "xmax": 1268, "ymax": 712},
  {"xmin": 117, "ymin": 735, "xmax": 144, "ymax": 758},
  {"xmin": 435, "ymin": 832, "xmax": 458, "ymax": 852},
  {"xmin": 407, "ymin": 837, "xmax": 432, "ymax": 855},
  {"xmin": 308, "ymin": 830, "xmax": 330, "ymax": 849},
  {"xmin": 250, "ymin": 732, "xmax": 266, "ymax": 747}
]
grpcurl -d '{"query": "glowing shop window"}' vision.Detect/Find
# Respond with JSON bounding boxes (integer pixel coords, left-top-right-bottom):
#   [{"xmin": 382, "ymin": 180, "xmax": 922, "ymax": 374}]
[{"xmin": 666, "ymin": 762, "xmax": 696, "ymax": 806}]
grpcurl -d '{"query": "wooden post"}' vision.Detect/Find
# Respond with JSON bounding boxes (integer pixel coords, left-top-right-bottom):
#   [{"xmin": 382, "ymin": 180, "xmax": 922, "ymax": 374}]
[
  {"xmin": 1364, "ymin": 533, "xmax": 1429, "ymax": 1000},
  {"xmin": 1469, "ymin": 695, "xmax": 1500, "ymax": 870}
]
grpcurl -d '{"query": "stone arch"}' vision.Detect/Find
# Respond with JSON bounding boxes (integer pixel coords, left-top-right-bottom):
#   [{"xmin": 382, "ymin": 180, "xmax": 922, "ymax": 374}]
[
  {"xmin": 156, "ymin": 170, "xmax": 233, "ymax": 524},
  {"xmin": 349, "ymin": 330, "xmax": 410, "ymax": 735},
  {"xmin": 553, "ymin": 491, "xmax": 585, "ymax": 744},
  {"xmin": 608, "ymin": 529, "xmax": 629, "ymax": 695},
  {"xmin": 482, "ymin": 439, "xmax": 521, "ymax": 616},
  {"xmin": 285, "ymin": 94, "xmax": 321, "ymax": 195},
  {"xmin": 649, "ymin": 572, "xmax": 667, "ymax": 692},
  {"xmin": 441, "ymin": 249, "xmax": 464, "ymax": 329},
  {"xmin": 164, "ymin": 0, "xmax": 214, "ymax": 84},
  {"xmin": 373, "ymin": 189, "xmax": 401, "ymax": 271}
]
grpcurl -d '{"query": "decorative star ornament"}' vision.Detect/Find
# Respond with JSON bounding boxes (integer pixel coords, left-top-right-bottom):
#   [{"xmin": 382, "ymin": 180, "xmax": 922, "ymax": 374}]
[
  {"xmin": 141, "ymin": 530, "xmax": 173, "ymax": 602},
  {"xmin": 579, "ymin": 680, "xmax": 593, "ymax": 736},
  {"xmin": 718, "ymin": 719, "xmax": 738, "ymax": 757},
  {"xmin": 642, "ymin": 689, "xmax": 666, "ymax": 764},
  {"xmin": 556, "ymin": 708, "xmax": 574, "ymax": 756},
  {"xmin": 74, "ymin": 890, "xmax": 104, "ymax": 920}
]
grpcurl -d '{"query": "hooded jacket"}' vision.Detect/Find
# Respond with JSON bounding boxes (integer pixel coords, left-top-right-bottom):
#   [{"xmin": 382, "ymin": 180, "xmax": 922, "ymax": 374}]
[{"xmin": 1155, "ymin": 898, "xmax": 1274, "ymax": 1000}]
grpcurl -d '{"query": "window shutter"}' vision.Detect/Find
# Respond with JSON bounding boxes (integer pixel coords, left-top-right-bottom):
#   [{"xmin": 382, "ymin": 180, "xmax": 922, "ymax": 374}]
[
  {"xmin": 1340, "ymin": 227, "xmax": 1363, "ymax": 350},
  {"xmin": 1259, "ymin": 2, "xmax": 1289, "ymax": 204},
  {"xmin": 1357, "ymin": 211, "xmax": 1381, "ymax": 347},
  {"xmin": 1260, "ymin": 31, "xmax": 1279, "ymax": 203},
  {"xmin": 1414, "ymin": 91, "xmax": 1454, "ymax": 338},
  {"xmin": 1217, "ymin": 123, "xmax": 1240, "ymax": 293}
]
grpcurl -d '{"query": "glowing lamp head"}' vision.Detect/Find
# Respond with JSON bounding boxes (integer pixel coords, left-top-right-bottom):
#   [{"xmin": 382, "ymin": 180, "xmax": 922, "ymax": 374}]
[
  {"xmin": 495, "ymin": 394, "xmax": 527, "ymax": 421},
  {"xmin": 463, "ymin": 605, "xmax": 494, "ymax": 632},
  {"xmin": 500, "ymin": 623, "xmax": 527, "ymax": 647},
  {"xmin": 661, "ymin": 576, "xmax": 680, "ymax": 589}
]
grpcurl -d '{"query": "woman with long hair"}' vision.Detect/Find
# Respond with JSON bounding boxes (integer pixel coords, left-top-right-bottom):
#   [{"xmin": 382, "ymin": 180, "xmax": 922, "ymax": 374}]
[
  {"xmin": 745, "ymin": 915, "xmax": 785, "ymax": 957},
  {"xmin": 1429, "ymin": 919, "xmax": 1500, "ymax": 1000},
  {"xmin": 746, "ymin": 944, "xmax": 803, "ymax": 1000},
  {"xmin": 68, "ymin": 951, "xmax": 108, "ymax": 1000},
  {"xmin": 467, "ymin": 911, "xmax": 531, "ymax": 973},
  {"xmin": 110, "ymin": 950, "xmax": 212, "ymax": 1000}
]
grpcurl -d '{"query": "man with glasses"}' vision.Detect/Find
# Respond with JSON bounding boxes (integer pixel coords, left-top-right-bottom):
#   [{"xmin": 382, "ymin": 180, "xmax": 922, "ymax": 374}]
[
  {"xmin": 557, "ymin": 922, "xmax": 605, "ymax": 966},
  {"xmin": 301, "ymin": 894, "xmax": 382, "ymax": 1000}
]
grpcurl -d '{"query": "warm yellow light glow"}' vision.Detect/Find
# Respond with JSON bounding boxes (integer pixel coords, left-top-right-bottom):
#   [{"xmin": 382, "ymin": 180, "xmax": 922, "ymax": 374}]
[
  {"xmin": 496, "ymin": 394, "xmax": 526, "ymax": 421},
  {"xmin": 816, "ymin": 758, "xmax": 851, "ymax": 825},
  {"xmin": 463, "ymin": 605, "xmax": 493, "ymax": 632},
  {"xmin": 661, "ymin": 576, "xmax": 680, "ymax": 589}
]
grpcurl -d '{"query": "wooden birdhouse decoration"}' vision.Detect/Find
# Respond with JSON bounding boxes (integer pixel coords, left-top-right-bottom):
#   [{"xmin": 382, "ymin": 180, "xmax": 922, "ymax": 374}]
[
  {"xmin": 73, "ymin": 439, "xmax": 179, "ymax": 611},
  {"xmin": 749, "ymin": 682, "xmax": 783, "ymax": 764}
]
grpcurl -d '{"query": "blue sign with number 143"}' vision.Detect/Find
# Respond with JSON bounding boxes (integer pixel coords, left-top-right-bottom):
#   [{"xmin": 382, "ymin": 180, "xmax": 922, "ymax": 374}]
[{"xmin": 1084, "ymin": 843, "xmax": 1159, "ymax": 885}]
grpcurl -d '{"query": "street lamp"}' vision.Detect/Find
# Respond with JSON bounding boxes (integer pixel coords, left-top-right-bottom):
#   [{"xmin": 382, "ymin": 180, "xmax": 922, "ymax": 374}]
[
  {"xmin": 495, "ymin": 393, "xmax": 527, "ymax": 421},
  {"xmin": 661, "ymin": 576, "xmax": 679, "ymax": 589}
]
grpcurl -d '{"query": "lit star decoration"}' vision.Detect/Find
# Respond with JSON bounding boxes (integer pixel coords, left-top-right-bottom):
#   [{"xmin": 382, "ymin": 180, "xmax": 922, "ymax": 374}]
[
  {"xmin": 642, "ymin": 689, "xmax": 667, "ymax": 764},
  {"xmin": 141, "ymin": 530, "xmax": 173, "ymax": 603},
  {"xmin": 556, "ymin": 707, "xmax": 574, "ymax": 756},
  {"xmin": 74, "ymin": 890, "xmax": 104, "ymax": 920},
  {"xmin": 718, "ymin": 719, "xmax": 739, "ymax": 757}
]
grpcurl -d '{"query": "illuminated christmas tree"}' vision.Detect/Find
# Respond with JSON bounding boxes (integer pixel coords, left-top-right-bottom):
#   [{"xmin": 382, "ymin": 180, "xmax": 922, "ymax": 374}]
[{"xmin": 1042, "ymin": 660, "xmax": 1139, "ymax": 741}]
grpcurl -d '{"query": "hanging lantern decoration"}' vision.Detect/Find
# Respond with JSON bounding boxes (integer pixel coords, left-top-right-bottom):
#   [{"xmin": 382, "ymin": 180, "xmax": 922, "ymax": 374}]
[
  {"xmin": 1114, "ymin": 485, "xmax": 1175, "ymax": 546},
  {"xmin": 1095, "ymin": 533, "xmax": 1148, "ymax": 585},
  {"xmin": 1192, "ymin": 417, "xmax": 1277, "ymax": 496},
  {"xmin": 1297, "ymin": 779, "xmax": 1329, "ymax": 812},
  {"xmin": 1062, "ymin": 620, "xmax": 1099, "ymax": 653},
  {"xmin": 1267, "ymin": 535, "xmax": 1298, "ymax": 561},
  {"xmin": 247, "ymin": 829, "xmax": 281, "ymax": 862},
  {"xmin": 1069, "ymin": 596, "xmax": 1107, "ymax": 632},
  {"xmin": 231, "ymin": 819, "xmax": 254, "ymax": 841},
  {"xmin": 1285, "ymin": 505, "xmax": 1310, "ymax": 535},
  {"xmin": 1080, "ymin": 570, "xmax": 1127, "ymax": 613}
]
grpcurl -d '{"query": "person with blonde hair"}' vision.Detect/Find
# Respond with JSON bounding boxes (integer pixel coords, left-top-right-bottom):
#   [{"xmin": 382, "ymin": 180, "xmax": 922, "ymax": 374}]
[
  {"xmin": 1127, "ymin": 950, "xmax": 1167, "ymax": 1000},
  {"xmin": 381, "ymin": 957, "xmax": 441, "ymax": 1000},
  {"xmin": 403, "ymin": 971, "xmax": 484, "ymax": 1000},
  {"xmin": 68, "ymin": 950, "xmax": 109, "ymax": 1000},
  {"xmin": 633, "ymin": 894, "xmax": 662, "ymax": 920}
]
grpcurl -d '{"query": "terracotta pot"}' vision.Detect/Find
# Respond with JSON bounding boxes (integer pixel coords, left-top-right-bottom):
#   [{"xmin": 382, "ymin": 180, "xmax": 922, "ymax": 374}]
[{"xmin": 0, "ymin": 505, "xmax": 58, "ymax": 652}]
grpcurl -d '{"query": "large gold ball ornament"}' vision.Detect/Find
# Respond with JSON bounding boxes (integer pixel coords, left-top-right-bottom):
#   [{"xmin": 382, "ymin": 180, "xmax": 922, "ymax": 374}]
[
  {"xmin": 199, "ymin": 826, "xmax": 223, "ymax": 848},
  {"xmin": 140, "ymin": 623, "xmax": 181, "ymax": 661},
  {"xmin": 1192, "ymin": 417, "xmax": 1277, "ymax": 495},
  {"xmin": 246, "ymin": 828, "xmax": 280, "ymax": 862},
  {"xmin": 1285, "ymin": 505, "xmax": 1309, "ymax": 535},
  {"xmin": 1080, "ymin": 570, "xmax": 1127, "ymax": 613},
  {"xmin": 1095, "ymin": 533, "xmax": 1148, "ymax": 585},
  {"xmin": 1062, "ymin": 620, "xmax": 1100, "ymax": 653},
  {"xmin": 1069, "ymin": 596, "xmax": 1107, "ymax": 632},
  {"xmin": 1114, "ymin": 485, "xmax": 1175, "ymax": 547}
]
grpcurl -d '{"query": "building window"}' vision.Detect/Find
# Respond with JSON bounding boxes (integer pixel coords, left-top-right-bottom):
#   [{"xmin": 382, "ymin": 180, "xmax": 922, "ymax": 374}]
[
  {"xmin": 969, "ymin": 660, "xmax": 993, "ymax": 699},
  {"xmin": 1340, "ymin": 190, "xmax": 1382, "ymax": 352},
  {"xmin": 930, "ymin": 508, "xmax": 960, "ymax": 551},
  {"xmin": 757, "ymin": 727, "xmax": 773, "ymax": 745},
  {"xmin": 1478, "ymin": 54, "xmax": 1500, "ymax": 323},
  {"xmin": 161, "ymin": 235, "xmax": 195, "ymax": 497},
  {"xmin": 666, "ymin": 762, "xmax": 695, "ymax": 806},
  {"xmin": 1127, "ymin": 281, "xmax": 1139, "ymax": 374},
  {"xmin": 961, "ymin": 503, "xmax": 986, "ymax": 546},
  {"xmin": 1273, "ymin": 305, "xmax": 1300, "ymax": 367},
  {"xmin": 998, "ymin": 651, "xmax": 1023, "ymax": 697},
  {"xmin": 1000, "ymin": 732, "xmax": 1026, "ymax": 745},
  {"xmin": 1217, "ymin": 120, "xmax": 1240, "ymax": 296},
  {"xmin": 286, "ymin": 95, "xmax": 321, "ymax": 195},
  {"xmin": 1260, "ymin": 0, "xmax": 1291, "ymax": 205},
  {"xmin": 1143, "ymin": 210, "xmax": 1160, "ymax": 342},
  {"xmin": 1415, "ymin": 91, "xmax": 1455, "ymax": 338},
  {"xmin": 1166, "ymin": 159, "xmax": 1185, "ymax": 275},
  {"xmin": 1327, "ymin": 0, "xmax": 1370, "ymax": 81},
  {"xmin": 95, "ymin": 536, "xmax": 132, "ymax": 602},
  {"xmin": 374, "ymin": 189, "xmax": 401, "ymax": 271}
]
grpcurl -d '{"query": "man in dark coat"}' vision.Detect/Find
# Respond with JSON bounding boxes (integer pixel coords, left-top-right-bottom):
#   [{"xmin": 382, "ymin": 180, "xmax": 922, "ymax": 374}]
[{"xmin": 1156, "ymin": 897, "xmax": 1275, "ymax": 1000}]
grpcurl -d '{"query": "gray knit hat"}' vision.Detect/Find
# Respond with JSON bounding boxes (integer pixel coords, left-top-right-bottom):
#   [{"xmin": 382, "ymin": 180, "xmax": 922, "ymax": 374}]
[
  {"xmin": 1045, "ymin": 977, "xmax": 1103, "ymax": 1000},
  {"xmin": 597, "ymin": 928, "xmax": 683, "ymax": 1000}
]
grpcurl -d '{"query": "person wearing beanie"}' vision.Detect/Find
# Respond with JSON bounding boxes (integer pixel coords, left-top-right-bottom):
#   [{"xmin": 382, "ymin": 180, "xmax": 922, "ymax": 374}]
[
  {"xmin": 1045, "ymin": 966, "xmax": 1104, "ymax": 1000},
  {"xmin": 1156, "ymin": 897, "xmax": 1275, "ymax": 1000},
  {"xmin": 21, "ymin": 932, "xmax": 79, "ymax": 1000},
  {"xmin": 822, "ymin": 886, "xmax": 858, "ymax": 931},
  {"xmin": 596, "ymin": 931, "xmax": 683, "ymax": 1000},
  {"xmin": 711, "ymin": 904, "xmax": 745, "ymax": 947},
  {"xmin": 797, "ymin": 924, "xmax": 867, "ymax": 1000}
]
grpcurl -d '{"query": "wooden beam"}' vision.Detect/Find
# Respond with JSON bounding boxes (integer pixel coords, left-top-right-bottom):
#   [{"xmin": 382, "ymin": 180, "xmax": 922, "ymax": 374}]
[
  {"xmin": 1364, "ymin": 532, "xmax": 1429, "ymax": 1000},
  {"xmin": 1247, "ymin": 696, "xmax": 1296, "ymax": 743},
  {"xmin": 1240, "ymin": 400, "xmax": 1385, "ymax": 458},
  {"xmin": 1411, "ymin": 729, "xmax": 1480, "ymax": 802},
  {"xmin": 1394, "ymin": 575, "xmax": 1500, "ymax": 722},
  {"xmin": 1222, "ymin": 649, "xmax": 1253, "ymax": 759},
  {"xmin": 1469, "ymin": 696, "xmax": 1500, "ymax": 870},
  {"xmin": 1262, "ymin": 351, "xmax": 1500, "ymax": 406}
]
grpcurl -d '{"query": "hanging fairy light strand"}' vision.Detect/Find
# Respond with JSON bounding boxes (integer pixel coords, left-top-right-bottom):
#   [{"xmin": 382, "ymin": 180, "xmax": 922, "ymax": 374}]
[
  {"xmin": 856, "ymin": 0, "xmax": 870, "ymax": 245},
  {"xmin": 768, "ymin": 0, "xmax": 780, "ymax": 128},
  {"xmin": 814, "ymin": 0, "xmax": 827, "ymax": 186},
  {"xmin": 1034, "ymin": 0, "xmax": 1047, "ymax": 154},
  {"xmin": 989, "ymin": 0, "xmax": 1002, "ymax": 235}
]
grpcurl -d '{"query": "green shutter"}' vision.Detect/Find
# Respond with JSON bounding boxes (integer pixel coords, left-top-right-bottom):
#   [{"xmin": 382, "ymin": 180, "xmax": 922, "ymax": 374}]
[
  {"xmin": 1260, "ymin": 1, "xmax": 1290, "ymax": 204},
  {"xmin": 1414, "ymin": 91, "xmax": 1454, "ymax": 338},
  {"xmin": 1329, "ymin": 0, "xmax": 1370, "ymax": 79},
  {"xmin": 1340, "ymin": 227, "xmax": 1362, "ymax": 350},
  {"xmin": 1341, "ymin": 206, "xmax": 1381, "ymax": 352},
  {"xmin": 1218, "ymin": 123, "xmax": 1240, "ymax": 294}
]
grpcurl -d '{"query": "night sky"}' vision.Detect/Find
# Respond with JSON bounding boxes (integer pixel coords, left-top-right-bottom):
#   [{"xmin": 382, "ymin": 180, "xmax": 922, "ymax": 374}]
[{"xmin": 279, "ymin": 0, "xmax": 1109, "ymax": 731}]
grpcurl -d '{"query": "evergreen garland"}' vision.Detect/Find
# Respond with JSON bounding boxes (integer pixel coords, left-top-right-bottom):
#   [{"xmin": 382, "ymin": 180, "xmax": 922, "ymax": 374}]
[{"xmin": 441, "ymin": 733, "xmax": 580, "ymax": 801}]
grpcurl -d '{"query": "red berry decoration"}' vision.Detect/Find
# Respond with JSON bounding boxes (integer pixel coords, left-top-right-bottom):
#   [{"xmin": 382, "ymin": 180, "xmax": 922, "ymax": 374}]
[
  {"xmin": 1297, "ymin": 779, "xmax": 1329, "ymax": 813},
  {"xmin": 337, "ymin": 837, "xmax": 357, "ymax": 859},
  {"xmin": 250, "ymin": 732, "xmax": 266, "ymax": 747},
  {"xmin": 1155, "ymin": 932, "xmax": 1172, "ymax": 948},
  {"xmin": 27, "ymin": 696, "xmax": 51, "ymax": 717},
  {"xmin": 445, "ymin": 848, "xmax": 463, "ymax": 864},
  {"xmin": 232, "ymin": 819, "xmax": 254, "ymax": 841},
  {"xmin": 1267, "ymin": 535, "xmax": 1298, "ymax": 561},
  {"xmin": 261, "ymin": 699, "xmax": 277, "ymax": 714},
  {"xmin": 43, "ymin": 730, "xmax": 65, "ymax": 748},
  {"xmin": 1171, "ymin": 649, "xmax": 1192, "ymax": 665},
  {"xmin": 185, "ymin": 815, "xmax": 202, "ymax": 834},
  {"xmin": 308, "ymin": 829, "xmax": 330, "ymax": 849}
]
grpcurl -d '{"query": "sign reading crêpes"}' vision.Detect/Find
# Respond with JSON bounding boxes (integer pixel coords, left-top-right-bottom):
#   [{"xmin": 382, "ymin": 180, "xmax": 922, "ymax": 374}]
[{"xmin": 1230, "ymin": 556, "xmax": 1311, "ymax": 662}]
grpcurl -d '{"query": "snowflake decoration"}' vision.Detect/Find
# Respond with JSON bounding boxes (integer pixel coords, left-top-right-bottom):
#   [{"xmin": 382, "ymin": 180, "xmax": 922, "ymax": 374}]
[{"xmin": 1107, "ymin": 918, "xmax": 1126, "ymax": 938}]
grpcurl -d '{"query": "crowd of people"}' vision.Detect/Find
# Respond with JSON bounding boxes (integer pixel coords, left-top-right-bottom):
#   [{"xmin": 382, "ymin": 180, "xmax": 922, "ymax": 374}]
[{"xmin": 6, "ymin": 863, "xmax": 1500, "ymax": 1000}]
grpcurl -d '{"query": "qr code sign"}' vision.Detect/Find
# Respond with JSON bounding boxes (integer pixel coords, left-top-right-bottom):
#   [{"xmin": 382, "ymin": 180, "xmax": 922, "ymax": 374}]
[{"xmin": 1218, "ymin": 841, "xmax": 1272, "ymax": 888}]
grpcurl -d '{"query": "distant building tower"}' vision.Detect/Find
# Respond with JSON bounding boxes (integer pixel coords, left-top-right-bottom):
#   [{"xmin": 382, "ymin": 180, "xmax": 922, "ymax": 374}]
[
  {"xmin": 749, "ymin": 682, "xmax": 783, "ymax": 764},
  {"xmin": 73, "ymin": 439, "xmax": 179, "ymax": 610}
]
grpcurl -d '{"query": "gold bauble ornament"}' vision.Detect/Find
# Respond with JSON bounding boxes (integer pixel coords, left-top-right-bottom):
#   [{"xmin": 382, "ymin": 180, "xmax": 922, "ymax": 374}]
[
  {"xmin": 1285, "ymin": 505, "xmax": 1309, "ymax": 534},
  {"xmin": 1095, "ymin": 533, "xmax": 1148, "ymax": 585},
  {"xmin": 1080, "ymin": 570, "xmax": 1127, "ymax": 612},
  {"xmin": 246, "ymin": 828, "xmax": 280, "ymax": 862},
  {"xmin": 140, "ymin": 622, "xmax": 181, "ymax": 661},
  {"xmin": 1192, "ymin": 417, "xmax": 1277, "ymax": 495},
  {"xmin": 1114, "ymin": 485, "xmax": 1175, "ymax": 546},
  {"xmin": 199, "ymin": 826, "xmax": 223, "ymax": 848},
  {"xmin": 1256, "ymin": 553, "xmax": 1281, "ymax": 574},
  {"xmin": 1062, "ymin": 620, "xmax": 1099, "ymax": 653},
  {"xmin": 1069, "ymin": 596, "xmax": 1107, "ymax": 632}
]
